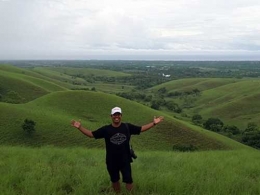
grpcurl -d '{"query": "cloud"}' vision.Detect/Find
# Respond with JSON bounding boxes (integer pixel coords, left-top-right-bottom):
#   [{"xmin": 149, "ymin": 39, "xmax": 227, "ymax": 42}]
[{"xmin": 0, "ymin": 0, "xmax": 260, "ymax": 60}]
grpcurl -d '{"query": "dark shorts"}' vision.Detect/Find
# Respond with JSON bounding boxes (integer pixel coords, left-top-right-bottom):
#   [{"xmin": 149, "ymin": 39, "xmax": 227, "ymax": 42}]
[{"xmin": 106, "ymin": 161, "xmax": 133, "ymax": 183}]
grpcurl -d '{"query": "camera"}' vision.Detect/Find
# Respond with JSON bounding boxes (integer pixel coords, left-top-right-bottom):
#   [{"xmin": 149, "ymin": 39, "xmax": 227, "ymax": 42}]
[{"xmin": 130, "ymin": 148, "xmax": 137, "ymax": 159}]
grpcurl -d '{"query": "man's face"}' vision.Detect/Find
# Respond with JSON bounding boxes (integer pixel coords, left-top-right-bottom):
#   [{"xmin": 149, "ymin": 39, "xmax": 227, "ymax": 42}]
[{"xmin": 111, "ymin": 112, "xmax": 122, "ymax": 124}]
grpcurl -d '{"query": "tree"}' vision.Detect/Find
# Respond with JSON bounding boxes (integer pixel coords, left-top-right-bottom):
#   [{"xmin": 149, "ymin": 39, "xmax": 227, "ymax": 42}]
[
  {"xmin": 4, "ymin": 90, "xmax": 23, "ymax": 104},
  {"xmin": 22, "ymin": 119, "xmax": 36, "ymax": 135},
  {"xmin": 241, "ymin": 122, "xmax": 260, "ymax": 149},
  {"xmin": 223, "ymin": 125, "xmax": 240, "ymax": 135},
  {"xmin": 151, "ymin": 101, "xmax": 160, "ymax": 110},
  {"xmin": 165, "ymin": 101, "xmax": 182, "ymax": 113},
  {"xmin": 158, "ymin": 87, "xmax": 167, "ymax": 94},
  {"xmin": 167, "ymin": 91, "xmax": 182, "ymax": 97},
  {"xmin": 192, "ymin": 88, "xmax": 201, "ymax": 96},
  {"xmin": 144, "ymin": 95, "xmax": 152, "ymax": 102},
  {"xmin": 243, "ymin": 122, "xmax": 259, "ymax": 133},
  {"xmin": 203, "ymin": 118, "xmax": 224, "ymax": 132},
  {"xmin": 192, "ymin": 114, "xmax": 203, "ymax": 125}
]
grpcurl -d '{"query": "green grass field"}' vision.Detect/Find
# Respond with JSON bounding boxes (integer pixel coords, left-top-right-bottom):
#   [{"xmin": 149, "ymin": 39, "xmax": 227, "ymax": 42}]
[{"xmin": 1, "ymin": 146, "xmax": 260, "ymax": 195}]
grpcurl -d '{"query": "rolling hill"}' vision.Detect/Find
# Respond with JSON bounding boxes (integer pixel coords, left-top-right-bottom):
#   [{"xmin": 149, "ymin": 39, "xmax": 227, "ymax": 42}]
[
  {"xmin": 0, "ymin": 90, "xmax": 248, "ymax": 151},
  {"xmin": 151, "ymin": 78, "xmax": 260, "ymax": 129},
  {"xmin": 0, "ymin": 65, "xmax": 68, "ymax": 103},
  {"xmin": 0, "ymin": 64, "xmax": 252, "ymax": 151}
]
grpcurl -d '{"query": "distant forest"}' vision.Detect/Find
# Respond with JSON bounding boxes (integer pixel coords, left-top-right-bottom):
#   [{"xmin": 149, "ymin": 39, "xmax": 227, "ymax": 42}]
[{"xmin": 2, "ymin": 60, "xmax": 260, "ymax": 89}]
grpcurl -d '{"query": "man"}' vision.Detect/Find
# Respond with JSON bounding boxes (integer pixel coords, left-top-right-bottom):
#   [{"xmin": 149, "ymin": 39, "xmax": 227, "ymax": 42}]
[{"xmin": 71, "ymin": 106, "xmax": 164, "ymax": 193}]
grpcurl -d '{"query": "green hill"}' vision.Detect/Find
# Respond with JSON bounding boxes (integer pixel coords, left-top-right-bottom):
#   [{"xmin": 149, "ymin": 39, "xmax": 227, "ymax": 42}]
[
  {"xmin": 0, "ymin": 66, "xmax": 68, "ymax": 103},
  {"xmin": 30, "ymin": 66, "xmax": 133, "ymax": 92},
  {"xmin": 0, "ymin": 90, "xmax": 248, "ymax": 151},
  {"xmin": 151, "ymin": 78, "xmax": 238, "ymax": 93},
  {"xmin": 195, "ymin": 80, "xmax": 260, "ymax": 128},
  {"xmin": 0, "ymin": 64, "xmax": 252, "ymax": 151},
  {"xmin": 0, "ymin": 64, "xmax": 79, "ymax": 91},
  {"xmin": 151, "ymin": 78, "xmax": 260, "ymax": 129}
]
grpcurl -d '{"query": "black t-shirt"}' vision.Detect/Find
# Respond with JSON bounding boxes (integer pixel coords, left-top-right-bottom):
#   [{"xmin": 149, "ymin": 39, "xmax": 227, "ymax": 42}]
[{"xmin": 92, "ymin": 123, "xmax": 141, "ymax": 164}]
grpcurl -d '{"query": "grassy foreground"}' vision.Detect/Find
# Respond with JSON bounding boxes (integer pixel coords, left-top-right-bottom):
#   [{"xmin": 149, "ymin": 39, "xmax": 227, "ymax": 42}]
[{"xmin": 1, "ymin": 146, "xmax": 260, "ymax": 195}]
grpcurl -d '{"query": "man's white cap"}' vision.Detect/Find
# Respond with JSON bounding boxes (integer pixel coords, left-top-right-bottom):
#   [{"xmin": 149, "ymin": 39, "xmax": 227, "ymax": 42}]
[{"xmin": 111, "ymin": 107, "xmax": 122, "ymax": 115}]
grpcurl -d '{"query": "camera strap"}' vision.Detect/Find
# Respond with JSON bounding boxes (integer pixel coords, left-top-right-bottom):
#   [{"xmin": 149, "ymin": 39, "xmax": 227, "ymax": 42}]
[
  {"xmin": 124, "ymin": 123, "xmax": 132, "ymax": 149},
  {"xmin": 124, "ymin": 123, "xmax": 137, "ymax": 161}
]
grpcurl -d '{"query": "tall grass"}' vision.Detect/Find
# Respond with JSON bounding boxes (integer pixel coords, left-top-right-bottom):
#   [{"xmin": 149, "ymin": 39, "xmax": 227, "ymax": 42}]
[{"xmin": 1, "ymin": 146, "xmax": 260, "ymax": 195}]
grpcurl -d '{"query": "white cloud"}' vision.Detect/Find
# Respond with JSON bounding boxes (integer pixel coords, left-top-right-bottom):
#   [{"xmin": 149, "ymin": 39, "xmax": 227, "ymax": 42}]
[{"xmin": 0, "ymin": 0, "xmax": 260, "ymax": 60}]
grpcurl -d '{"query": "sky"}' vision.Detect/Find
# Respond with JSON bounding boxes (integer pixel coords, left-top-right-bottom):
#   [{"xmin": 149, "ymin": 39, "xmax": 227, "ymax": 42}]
[{"xmin": 1, "ymin": 0, "xmax": 260, "ymax": 60}]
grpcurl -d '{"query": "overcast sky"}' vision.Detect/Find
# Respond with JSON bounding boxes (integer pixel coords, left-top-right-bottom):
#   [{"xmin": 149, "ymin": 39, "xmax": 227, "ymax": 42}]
[{"xmin": 1, "ymin": 0, "xmax": 260, "ymax": 60}]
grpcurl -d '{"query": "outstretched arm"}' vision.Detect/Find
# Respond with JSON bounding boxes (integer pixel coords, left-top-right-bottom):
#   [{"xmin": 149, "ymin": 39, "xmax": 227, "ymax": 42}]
[
  {"xmin": 71, "ymin": 120, "xmax": 94, "ymax": 138},
  {"xmin": 141, "ymin": 116, "xmax": 164, "ymax": 132}
]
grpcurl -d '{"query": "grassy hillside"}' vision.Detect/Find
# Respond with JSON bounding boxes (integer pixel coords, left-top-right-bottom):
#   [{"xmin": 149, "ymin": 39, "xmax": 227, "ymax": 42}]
[
  {"xmin": 30, "ymin": 66, "xmax": 133, "ymax": 92},
  {"xmin": 151, "ymin": 78, "xmax": 238, "ymax": 93},
  {"xmin": 151, "ymin": 78, "xmax": 260, "ymax": 129},
  {"xmin": 195, "ymin": 80, "xmax": 260, "ymax": 128},
  {"xmin": 0, "ymin": 64, "xmax": 79, "ymax": 90},
  {"xmin": 0, "ymin": 90, "xmax": 248, "ymax": 151},
  {"xmin": 31, "ymin": 67, "xmax": 88, "ymax": 85},
  {"xmin": 0, "ymin": 71, "xmax": 68, "ymax": 104},
  {"xmin": 0, "ymin": 64, "xmax": 253, "ymax": 151}
]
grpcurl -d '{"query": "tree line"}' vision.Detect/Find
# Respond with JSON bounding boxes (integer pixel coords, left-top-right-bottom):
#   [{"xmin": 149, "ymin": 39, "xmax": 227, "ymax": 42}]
[{"xmin": 192, "ymin": 115, "xmax": 260, "ymax": 149}]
